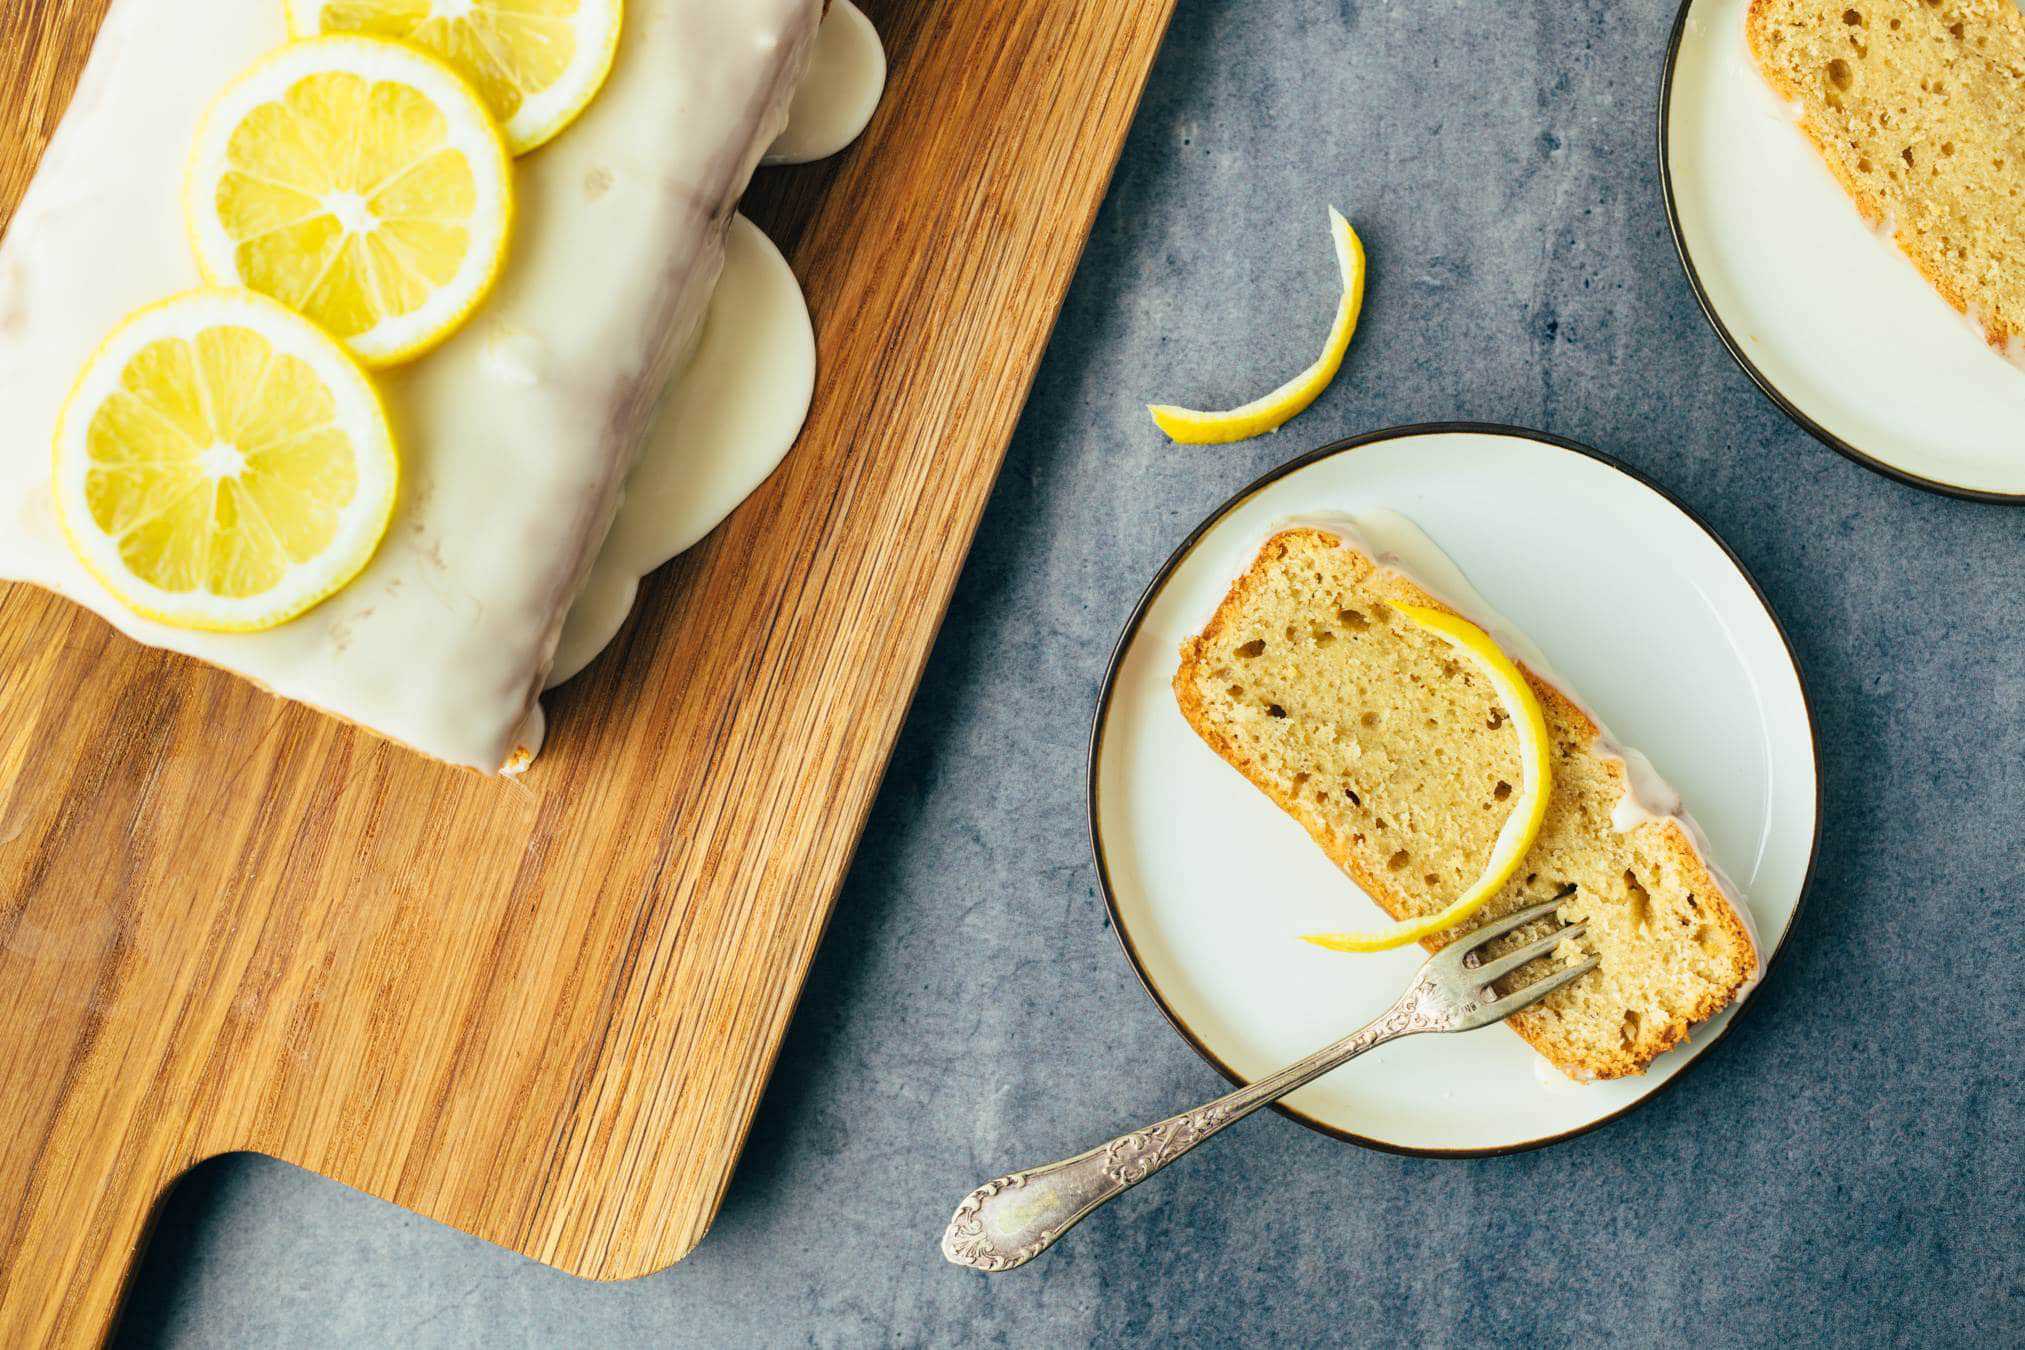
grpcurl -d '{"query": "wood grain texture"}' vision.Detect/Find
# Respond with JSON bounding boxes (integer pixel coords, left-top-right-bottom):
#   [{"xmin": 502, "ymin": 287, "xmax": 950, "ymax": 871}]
[{"xmin": 0, "ymin": 0, "xmax": 1175, "ymax": 1342}]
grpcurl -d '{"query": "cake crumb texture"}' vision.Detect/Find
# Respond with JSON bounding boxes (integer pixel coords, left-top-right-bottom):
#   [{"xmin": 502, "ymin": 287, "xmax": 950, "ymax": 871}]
[{"xmin": 1746, "ymin": 0, "xmax": 2025, "ymax": 356}]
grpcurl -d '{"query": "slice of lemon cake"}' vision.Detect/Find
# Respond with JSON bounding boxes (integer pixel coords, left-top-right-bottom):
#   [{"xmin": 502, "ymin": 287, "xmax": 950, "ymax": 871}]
[
  {"xmin": 0, "ymin": 0, "xmax": 825, "ymax": 770},
  {"xmin": 1173, "ymin": 518, "xmax": 1758, "ymax": 1080},
  {"xmin": 1746, "ymin": 0, "xmax": 2025, "ymax": 365}
]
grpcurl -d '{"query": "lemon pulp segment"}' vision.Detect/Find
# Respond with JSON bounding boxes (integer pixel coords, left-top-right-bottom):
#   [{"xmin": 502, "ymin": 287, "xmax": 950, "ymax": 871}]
[
  {"xmin": 288, "ymin": 0, "xmax": 624, "ymax": 155},
  {"xmin": 1148, "ymin": 208, "xmax": 1366, "ymax": 445},
  {"xmin": 187, "ymin": 36, "xmax": 513, "ymax": 366},
  {"xmin": 52, "ymin": 289, "xmax": 398, "ymax": 632},
  {"xmin": 1301, "ymin": 603, "xmax": 1553, "ymax": 954}
]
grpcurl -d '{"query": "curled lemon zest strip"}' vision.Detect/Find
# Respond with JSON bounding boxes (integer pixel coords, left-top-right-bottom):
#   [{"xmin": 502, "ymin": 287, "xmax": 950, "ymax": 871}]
[
  {"xmin": 1148, "ymin": 207, "xmax": 1366, "ymax": 445},
  {"xmin": 1301, "ymin": 603, "xmax": 1552, "ymax": 953}
]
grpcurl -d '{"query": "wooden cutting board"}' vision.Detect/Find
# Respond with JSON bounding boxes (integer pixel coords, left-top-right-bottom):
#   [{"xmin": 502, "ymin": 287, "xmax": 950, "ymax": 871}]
[{"xmin": 0, "ymin": 1, "xmax": 1175, "ymax": 1341}]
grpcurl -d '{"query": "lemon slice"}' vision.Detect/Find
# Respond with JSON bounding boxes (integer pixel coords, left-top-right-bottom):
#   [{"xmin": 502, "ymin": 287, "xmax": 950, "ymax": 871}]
[
  {"xmin": 287, "ymin": 0, "xmax": 624, "ymax": 155},
  {"xmin": 1301, "ymin": 603, "xmax": 1553, "ymax": 953},
  {"xmin": 53, "ymin": 289, "xmax": 398, "ymax": 632},
  {"xmin": 1148, "ymin": 208, "xmax": 1366, "ymax": 445},
  {"xmin": 186, "ymin": 36, "xmax": 514, "ymax": 367}
]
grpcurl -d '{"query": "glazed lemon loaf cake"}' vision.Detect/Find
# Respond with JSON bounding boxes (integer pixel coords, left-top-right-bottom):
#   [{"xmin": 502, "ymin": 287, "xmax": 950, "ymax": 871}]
[
  {"xmin": 0, "ymin": 0, "xmax": 825, "ymax": 771},
  {"xmin": 1174, "ymin": 523, "xmax": 1758, "ymax": 1080},
  {"xmin": 1746, "ymin": 0, "xmax": 2025, "ymax": 363}
]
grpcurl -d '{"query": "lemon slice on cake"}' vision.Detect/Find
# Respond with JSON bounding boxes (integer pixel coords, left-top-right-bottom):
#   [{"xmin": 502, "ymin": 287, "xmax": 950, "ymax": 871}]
[
  {"xmin": 1148, "ymin": 208, "xmax": 1367, "ymax": 445},
  {"xmin": 53, "ymin": 290, "xmax": 398, "ymax": 632},
  {"xmin": 1302, "ymin": 604, "xmax": 1553, "ymax": 953},
  {"xmin": 186, "ymin": 36, "xmax": 513, "ymax": 367},
  {"xmin": 287, "ymin": 0, "xmax": 624, "ymax": 155}
]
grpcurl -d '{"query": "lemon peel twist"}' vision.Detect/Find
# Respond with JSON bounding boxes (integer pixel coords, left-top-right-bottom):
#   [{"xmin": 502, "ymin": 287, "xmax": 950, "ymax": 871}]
[
  {"xmin": 1301, "ymin": 603, "xmax": 1553, "ymax": 954},
  {"xmin": 1148, "ymin": 207, "xmax": 1366, "ymax": 445}
]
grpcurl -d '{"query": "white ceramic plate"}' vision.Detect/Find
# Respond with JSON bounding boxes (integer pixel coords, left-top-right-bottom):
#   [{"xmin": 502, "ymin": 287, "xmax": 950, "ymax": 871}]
[
  {"xmin": 1661, "ymin": 0, "xmax": 2025, "ymax": 502},
  {"xmin": 1089, "ymin": 426, "xmax": 1820, "ymax": 1154}
]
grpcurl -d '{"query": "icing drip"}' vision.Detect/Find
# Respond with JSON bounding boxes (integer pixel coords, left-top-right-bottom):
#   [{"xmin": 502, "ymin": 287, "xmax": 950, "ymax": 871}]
[
  {"xmin": 549, "ymin": 0, "xmax": 888, "ymax": 690},
  {"xmin": 765, "ymin": 0, "xmax": 886, "ymax": 165}
]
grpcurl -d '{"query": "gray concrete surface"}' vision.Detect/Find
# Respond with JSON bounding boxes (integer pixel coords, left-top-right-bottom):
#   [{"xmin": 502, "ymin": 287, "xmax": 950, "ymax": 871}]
[{"xmin": 114, "ymin": 1, "xmax": 2023, "ymax": 1345}]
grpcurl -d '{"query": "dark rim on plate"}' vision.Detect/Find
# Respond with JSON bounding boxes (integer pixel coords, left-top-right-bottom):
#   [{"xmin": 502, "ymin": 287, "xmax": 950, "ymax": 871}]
[
  {"xmin": 1656, "ymin": 0, "xmax": 2025, "ymax": 505},
  {"xmin": 1086, "ymin": 422, "xmax": 1824, "ymax": 1158}
]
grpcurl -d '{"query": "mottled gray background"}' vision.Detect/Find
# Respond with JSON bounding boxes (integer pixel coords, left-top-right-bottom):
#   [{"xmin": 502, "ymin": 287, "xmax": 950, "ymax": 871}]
[{"xmin": 115, "ymin": 1, "xmax": 2022, "ymax": 1345}]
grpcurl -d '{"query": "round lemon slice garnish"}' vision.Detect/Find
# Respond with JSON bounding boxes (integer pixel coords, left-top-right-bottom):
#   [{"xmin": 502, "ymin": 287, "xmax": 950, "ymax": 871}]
[
  {"xmin": 186, "ymin": 35, "xmax": 514, "ymax": 367},
  {"xmin": 53, "ymin": 289, "xmax": 398, "ymax": 632},
  {"xmin": 1301, "ymin": 603, "xmax": 1553, "ymax": 953},
  {"xmin": 1148, "ymin": 208, "xmax": 1367, "ymax": 445},
  {"xmin": 287, "ymin": 0, "xmax": 624, "ymax": 156}
]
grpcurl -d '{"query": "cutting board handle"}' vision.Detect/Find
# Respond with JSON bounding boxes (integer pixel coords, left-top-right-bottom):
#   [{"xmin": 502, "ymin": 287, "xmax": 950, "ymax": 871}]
[{"xmin": 1, "ymin": 1147, "xmax": 172, "ymax": 1347}]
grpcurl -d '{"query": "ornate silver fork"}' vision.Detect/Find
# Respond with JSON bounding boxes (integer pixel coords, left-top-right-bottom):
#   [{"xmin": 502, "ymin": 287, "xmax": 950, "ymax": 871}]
[{"xmin": 941, "ymin": 896, "xmax": 1596, "ymax": 1271}]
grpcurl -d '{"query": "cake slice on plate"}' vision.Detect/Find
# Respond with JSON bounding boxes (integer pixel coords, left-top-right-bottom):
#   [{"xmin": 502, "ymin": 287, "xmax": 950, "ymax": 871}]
[
  {"xmin": 1747, "ymin": 0, "xmax": 2025, "ymax": 366},
  {"xmin": 1174, "ymin": 519, "xmax": 1758, "ymax": 1080}
]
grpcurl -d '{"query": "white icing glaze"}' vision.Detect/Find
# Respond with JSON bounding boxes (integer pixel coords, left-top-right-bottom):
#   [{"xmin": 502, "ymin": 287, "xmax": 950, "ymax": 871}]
[
  {"xmin": 764, "ymin": 0, "xmax": 886, "ymax": 165},
  {"xmin": 548, "ymin": 0, "xmax": 887, "ymax": 688},
  {"xmin": 1964, "ymin": 303, "xmax": 2025, "ymax": 375},
  {"xmin": 0, "ymin": 0, "xmax": 826, "ymax": 771},
  {"xmin": 1267, "ymin": 510, "xmax": 1763, "ymax": 974},
  {"xmin": 549, "ymin": 215, "xmax": 816, "ymax": 687},
  {"xmin": 1533, "ymin": 1053, "xmax": 1595, "ymax": 1090}
]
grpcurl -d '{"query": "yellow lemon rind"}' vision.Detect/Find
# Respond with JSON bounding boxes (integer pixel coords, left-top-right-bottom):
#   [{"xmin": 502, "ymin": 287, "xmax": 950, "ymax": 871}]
[
  {"xmin": 1300, "ymin": 602, "xmax": 1553, "ymax": 954},
  {"xmin": 185, "ymin": 34, "xmax": 515, "ymax": 369},
  {"xmin": 284, "ymin": 0, "xmax": 624, "ymax": 156},
  {"xmin": 51, "ymin": 288, "xmax": 399, "ymax": 634},
  {"xmin": 1148, "ymin": 207, "xmax": 1367, "ymax": 445}
]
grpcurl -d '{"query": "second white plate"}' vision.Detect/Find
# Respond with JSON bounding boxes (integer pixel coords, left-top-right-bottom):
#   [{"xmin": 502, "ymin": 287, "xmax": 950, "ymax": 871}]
[
  {"xmin": 1661, "ymin": 0, "xmax": 2025, "ymax": 501},
  {"xmin": 1089, "ymin": 426, "xmax": 1819, "ymax": 1154}
]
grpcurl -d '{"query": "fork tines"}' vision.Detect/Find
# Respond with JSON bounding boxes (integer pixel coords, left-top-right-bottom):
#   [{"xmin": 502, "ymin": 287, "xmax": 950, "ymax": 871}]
[{"xmin": 1439, "ymin": 895, "xmax": 1599, "ymax": 1021}]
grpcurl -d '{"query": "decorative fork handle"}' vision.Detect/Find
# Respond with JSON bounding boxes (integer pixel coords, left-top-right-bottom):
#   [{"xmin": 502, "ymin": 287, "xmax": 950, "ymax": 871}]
[{"xmin": 941, "ymin": 978, "xmax": 1446, "ymax": 1271}]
